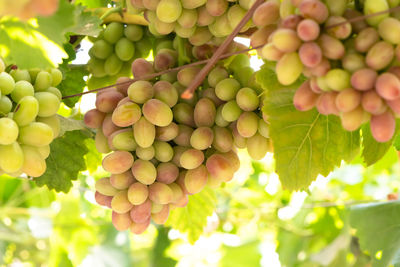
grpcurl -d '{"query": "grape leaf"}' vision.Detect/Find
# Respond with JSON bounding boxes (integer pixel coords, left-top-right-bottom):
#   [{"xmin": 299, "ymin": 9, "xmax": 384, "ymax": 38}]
[
  {"xmin": 35, "ymin": 130, "xmax": 91, "ymax": 193},
  {"xmin": 74, "ymin": 0, "xmax": 110, "ymax": 8},
  {"xmin": 350, "ymin": 201, "xmax": 400, "ymax": 267},
  {"xmin": 59, "ymin": 65, "xmax": 89, "ymax": 108},
  {"xmin": 84, "ymin": 138, "xmax": 102, "ymax": 174},
  {"xmin": 165, "ymin": 187, "xmax": 216, "ymax": 244},
  {"xmin": 258, "ymin": 66, "xmax": 360, "ymax": 190},
  {"xmin": 393, "ymin": 133, "xmax": 400, "ymax": 151},
  {"xmin": 58, "ymin": 115, "xmax": 89, "ymax": 137},
  {"xmin": 362, "ymin": 123, "xmax": 400, "ymax": 166},
  {"xmin": 67, "ymin": 4, "xmax": 102, "ymax": 37}
]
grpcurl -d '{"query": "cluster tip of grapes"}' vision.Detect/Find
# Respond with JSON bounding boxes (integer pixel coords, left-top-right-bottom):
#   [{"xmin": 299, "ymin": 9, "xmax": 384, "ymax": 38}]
[
  {"xmin": 252, "ymin": 0, "xmax": 400, "ymax": 143},
  {"xmin": 85, "ymin": 42, "xmax": 271, "ymax": 234},
  {"xmin": 130, "ymin": 0, "xmax": 255, "ymax": 45},
  {"xmin": 0, "ymin": 58, "xmax": 62, "ymax": 178}
]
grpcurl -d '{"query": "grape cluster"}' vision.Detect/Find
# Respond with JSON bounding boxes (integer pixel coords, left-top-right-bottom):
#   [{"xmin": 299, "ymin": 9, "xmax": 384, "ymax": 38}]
[
  {"xmin": 253, "ymin": 0, "xmax": 400, "ymax": 143},
  {"xmin": 130, "ymin": 0, "xmax": 255, "ymax": 45},
  {"xmin": 84, "ymin": 45, "xmax": 271, "ymax": 234},
  {"xmin": 0, "ymin": 59, "xmax": 62, "ymax": 177},
  {"xmin": 88, "ymin": 22, "xmax": 151, "ymax": 79}
]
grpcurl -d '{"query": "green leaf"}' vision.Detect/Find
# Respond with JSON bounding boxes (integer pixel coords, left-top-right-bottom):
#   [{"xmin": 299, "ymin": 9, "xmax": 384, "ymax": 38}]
[
  {"xmin": 67, "ymin": 5, "xmax": 102, "ymax": 37},
  {"xmin": 59, "ymin": 65, "xmax": 89, "ymax": 108},
  {"xmin": 220, "ymin": 240, "xmax": 262, "ymax": 267},
  {"xmin": 259, "ymin": 67, "xmax": 360, "ymax": 190},
  {"xmin": 165, "ymin": 187, "xmax": 216, "ymax": 244},
  {"xmin": 0, "ymin": 18, "xmax": 67, "ymax": 69},
  {"xmin": 362, "ymin": 123, "xmax": 399, "ymax": 166},
  {"xmin": 74, "ymin": 0, "xmax": 110, "ymax": 8},
  {"xmin": 84, "ymin": 138, "xmax": 102, "ymax": 174},
  {"xmin": 393, "ymin": 133, "xmax": 400, "ymax": 151},
  {"xmin": 350, "ymin": 201, "xmax": 400, "ymax": 267},
  {"xmin": 35, "ymin": 130, "xmax": 90, "ymax": 192},
  {"xmin": 152, "ymin": 228, "xmax": 177, "ymax": 267},
  {"xmin": 58, "ymin": 115, "xmax": 89, "ymax": 137}
]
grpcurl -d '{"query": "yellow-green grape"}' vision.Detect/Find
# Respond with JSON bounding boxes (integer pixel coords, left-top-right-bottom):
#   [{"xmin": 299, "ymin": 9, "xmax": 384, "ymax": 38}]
[
  {"xmin": 324, "ymin": 69, "xmax": 351, "ymax": 91},
  {"xmin": 197, "ymin": 6, "xmax": 215, "ymax": 26},
  {"xmin": 91, "ymin": 40, "xmax": 113, "ymax": 59},
  {"xmin": 247, "ymin": 133, "xmax": 269, "ymax": 160},
  {"xmin": 213, "ymin": 126, "xmax": 233, "ymax": 152},
  {"xmin": 340, "ymin": 106, "xmax": 365, "ymax": 131},
  {"xmin": 111, "ymin": 191, "xmax": 134, "ymax": 214},
  {"xmin": 136, "ymin": 146, "xmax": 155, "ymax": 160},
  {"xmin": 335, "ymin": 88, "xmax": 362, "ymax": 113},
  {"xmin": 112, "ymin": 101, "xmax": 141, "ymax": 127},
  {"xmin": 236, "ymin": 112, "xmax": 259, "ymax": 138},
  {"xmin": 34, "ymin": 71, "xmax": 52, "ymax": 91},
  {"xmin": 178, "ymin": 9, "xmax": 198, "ymax": 28},
  {"xmin": 46, "ymin": 87, "xmax": 62, "ymax": 100},
  {"xmin": 354, "ymin": 27, "xmax": 380, "ymax": 53},
  {"xmin": 154, "ymin": 19, "xmax": 175, "ymax": 35},
  {"xmin": 325, "ymin": 0, "xmax": 347, "ymax": 16},
  {"xmin": 37, "ymin": 145, "xmax": 50, "ymax": 159},
  {"xmin": 276, "ymin": 52, "xmax": 303, "ymax": 86},
  {"xmin": 96, "ymin": 177, "xmax": 119, "ymax": 196},
  {"xmin": 0, "ymin": 118, "xmax": 18, "ymax": 145},
  {"xmin": 366, "ymin": 41, "xmax": 394, "ymax": 70},
  {"xmin": 0, "ymin": 142, "xmax": 24, "ymax": 173},
  {"xmin": 272, "ymin": 29, "xmax": 302, "ymax": 53},
  {"xmin": 142, "ymin": 99, "xmax": 173, "ymax": 127},
  {"xmin": 258, "ymin": 119, "xmax": 269, "ymax": 138},
  {"xmin": 221, "ymin": 100, "xmax": 242, "ymax": 122},
  {"xmin": 131, "ymin": 159, "xmax": 157, "ymax": 185},
  {"xmin": 208, "ymin": 66, "xmax": 229, "ymax": 88},
  {"xmin": 180, "ymin": 148, "xmax": 204, "ymax": 169},
  {"xmin": 156, "ymin": 0, "xmax": 182, "ymax": 23},
  {"xmin": 128, "ymin": 81, "xmax": 154, "ymax": 104},
  {"xmin": 50, "ymin": 69, "xmax": 62, "ymax": 87},
  {"xmin": 175, "ymin": 24, "xmax": 196, "ymax": 38},
  {"xmin": 151, "ymin": 204, "xmax": 170, "ymax": 224},
  {"xmin": 109, "ymin": 129, "xmax": 138, "ymax": 151},
  {"xmin": 104, "ymin": 22, "xmax": 124, "ymax": 44},
  {"xmin": 177, "ymin": 66, "xmax": 202, "ymax": 87},
  {"xmin": 34, "ymin": 92, "xmax": 60, "ymax": 117},
  {"xmin": 0, "ymin": 72, "xmax": 15, "ymax": 95},
  {"xmin": 227, "ymin": 5, "xmax": 251, "ymax": 32},
  {"xmin": 153, "ymin": 81, "xmax": 178, "ymax": 107},
  {"xmin": 102, "ymin": 151, "xmax": 134, "ymax": 174},
  {"xmin": 36, "ymin": 115, "xmax": 60, "ymax": 138},
  {"xmin": 128, "ymin": 182, "xmax": 149, "ymax": 205},
  {"xmin": 378, "ymin": 18, "xmax": 400, "ymax": 45},
  {"xmin": 190, "ymin": 127, "xmax": 214, "ymax": 150},
  {"xmin": 124, "ymin": 25, "xmax": 143, "ymax": 42},
  {"xmin": 95, "ymin": 129, "xmax": 111, "ymax": 154},
  {"xmin": 156, "ymin": 122, "xmax": 179, "ymax": 141},
  {"xmin": 11, "ymin": 81, "xmax": 34, "ymax": 103},
  {"xmin": 0, "ymin": 96, "xmax": 12, "ymax": 114},
  {"xmin": 115, "ymin": 38, "xmax": 135, "ymax": 61},
  {"xmin": 188, "ymin": 27, "xmax": 213, "ymax": 46},
  {"xmin": 134, "ymin": 117, "xmax": 156, "ymax": 148},
  {"xmin": 184, "ymin": 165, "xmax": 208, "ymax": 194},
  {"xmin": 88, "ymin": 58, "xmax": 106, "ymax": 78},
  {"xmin": 209, "ymin": 14, "xmax": 233, "ymax": 38},
  {"xmin": 280, "ymin": 0, "xmax": 296, "ymax": 18},
  {"xmin": 104, "ymin": 54, "xmax": 123, "ymax": 76},
  {"xmin": 28, "ymin": 69, "xmax": 41, "ymax": 83},
  {"xmin": 236, "ymin": 87, "xmax": 259, "ymax": 111},
  {"xmin": 110, "ymin": 171, "xmax": 135, "ymax": 190},
  {"xmin": 21, "ymin": 145, "xmax": 46, "ymax": 177},
  {"xmin": 18, "ymin": 122, "xmax": 54, "ymax": 147},
  {"xmin": 173, "ymin": 103, "xmax": 195, "ymax": 127},
  {"xmin": 341, "ymin": 52, "xmax": 365, "ymax": 72},
  {"xmin": 149, "ymin": 182, "xmax": 173, "ymax": 204},
  {"xmin": 153, "ymin": 141, "xmax": 174, "ymax": 162},
  {"xmin": 194, "ymin": 98, "xmax": 216, "ymax": 127},
  {"xmin": 363, "ymin": 0, "xmax": 389, "ymax": 26},
  {"xmin": 252, "ymin": 0, "xmax": 280, "ymax": 26},
  {"xmin": 215, "ymin": 105, "xmax": 230, "ymax": 127},
  {"xmin": 0, "ymin": 58, "xmax": 5, "ymax": 72},
  {"xmin": 215, "ymin": 78, "xmax": 241, "ymax": 101}
]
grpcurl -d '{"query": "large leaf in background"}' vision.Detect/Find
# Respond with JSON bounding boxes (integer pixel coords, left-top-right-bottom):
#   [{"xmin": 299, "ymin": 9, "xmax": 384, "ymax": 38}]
[
  {"xmin": 362, "ymin": 123, "xmax": 400, "ymax": 166},
  {"xmin": 350, "ymin": 201, "xmax": 400, "ymax": 267},
  {"xmin": 35, "ymin": 130, "xmax": 91, "ymax": 192},
  {"xmin": 394, "ymin": 134, "xmax": 400, "ymax": 151},
  {"xmin": 165, "ymin": 187, "xmax": 216, "ymax": 244},
  {"xmin": 152, "ymin": 228, "xmax": 177, "ymax": 267},
  {"xmin": 257, "ymin": 66, "xmax": 360, "ymax": 191},
  {"xmin": 84, "ymin": 138, "xmax": 102, "ymax": 174}
]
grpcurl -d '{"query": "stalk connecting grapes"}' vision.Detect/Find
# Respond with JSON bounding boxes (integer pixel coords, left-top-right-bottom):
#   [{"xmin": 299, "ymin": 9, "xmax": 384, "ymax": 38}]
[
  {"xmin": 0, "ymin": 58, "xmax": 62, "ymax": 177},
  {"xmin": 252, "ymin": 0, "xmax": 400, "ymax": 142},
  {"xmin": 85, "ymin": 40, "xmax": 271, "ymax": 234}
]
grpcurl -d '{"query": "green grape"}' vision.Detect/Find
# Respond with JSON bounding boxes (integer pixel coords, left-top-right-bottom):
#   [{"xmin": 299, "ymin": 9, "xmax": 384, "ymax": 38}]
[
  {"xmin": 156, "ymin": 122, "xmax": 179, "ymax": 141},
  {"xmin": 208, "ymin": 66, "xmax": 229, "ymax": 88},
  {"xmin": 201, "ymin": 87, "xmax": 225, "ymax": 106},
  {"xmin": 96, "ymin": 177, "xmax": 118, "ymax": 196},
  {"xmin": 258, "ymin": 119, "xmax": 269, "ymax": 138},
  {"xmin": 156, "ymin": 0, "xmax": 182, "ymax": 23},
  {"xmin": 341, "ymin": 52, "xmax": 365, "ymax": 72},
  {"xmin": 221, "ymin": 100, "xmax": 242, "ymax": 122},
  {"xmin": 112, "ymin": 101, "xmax": 141, "ymax": 127},
  {"xmin": 181, "ymin": 0, "xmax": 206, "ymax": 9},
  {"xmin": 128, "ymin": 81, "xmax": 154, "ymax": 104},
  {"xmin": 169, "ymin": 182, "xmax": 184, "ymax": 203},
  {"xmin": 366, "ymin": 41, "xmax": 394, "ymax": 70},
  {"xmin": 46, "ymin": 87, "xmax": 62, "ymax": 100},
  {"xmin": 50, "ymin": 69, "xmax": 62, "ymax": 87},
  {"xmin": 34, "ymin": 92, "xmax": 60, "ymax": 117},
  {"xmin": 178, "ymin": 9, "xmax": 198, "ymax": 28},
  {"xmin": 190, "ymin": 127, "xmax": 214, "ymax": 150},
  {"xmin": 110, "ymin": 171, "xmax": 135, "ymax": 190},
  {"xmin": 10, "ymin": 69, "xmax": 31, "ymax": 83},
  {"xmin": 363, "ymin": 0, "xmax": 389, "ymax": 26},
  {"xmin": 194, "ymin": 98, "xmax": 216, "ymax": 127},
  {"xmin": 247, "ymin": 133, "xmax": 269, "ymax": 160},
  {"xmin": 109, "ymin": 129, "xmax": 138, "ymax": 151},
  {"xmin": 132, "ymin": 159, "xmax": 157, "ymax": 184},
  {"xmin": 236, "ymin": 87, "xmax": 259, "ymax": 111},
  {"xmin": 0, "ymin": 96, "xmax": 12, "ymax": 114},
  {"xmin": 127, "ymin": 182, "xmax": 149, "ymax": 205},
  {"xmin": 0, "ymin": 72, "xmax": 15, "ymax": 95},
  {"xmin": 91, "ymin": 40, "xmax": 113, "ymax": 60},
  {"xmin": 28, "ymin": 69, "xmax": 40, "ymax": 84},
  {"xmin": 276, "ymin": 52, "xmax": 303, "ymax": 86},
  {"xmin": 228, "ymin": 54, "xmax": 250, "ymax": 74},
  {"xmin": 102, "ymin": 151, "xmax": 134, "ymax": 174},
  {"xmin": 272, "ymin": 28, "xmax": 302, "ymax": 53},
  {"xmin": 88, "ymin": 58, "xmax": 107, "ymax": 78},
  {"xmin": 13, "ymin": 96, "xmax": 39, "ymax": 126},
  {"xmin": 34, "ymin": 71, "xmax": 52, "ymax": 91},
  {"xmin": 0, "ymin": 142, "xmax": 24, "ymax": 174},
  {"xmin": 215, "ymin": 78, "xmax": 240, "ymax": 101},
  {"xmin": 104, "ymin": 22, "xmax": 124, "ymax": 44},
  {"xmin": 378, "ymin": 18, "xmax": 400, "ymax": 45},
  {"xmin": 175, "ymin": 24, "xmax": 196, "ymax": 38},
  {"xmin": 173, "ymin": 103, "xmax": 195, "ymax": 127},
  {"xmin": 231, "ymin": 122, "xmax": 247, "ymax": 148},
  {"xmin": 188, "ymin": 27, "xmax": 213, "ymax": 46},
  {"xmin": 177, "ymin": 66, "xmax": 202, "ymax": 87},
  {"xmin": 10, "ymin": 81, "xmax": 34, "ymax": 104},
  {"xmin": 236, "ymin": 112, "xmax": 259, "ymax": 138},
  {"xmin": 325, "ymin": 16, "xmax": 352, "ymax": 40},
  {"xmin": 324, "ymin": 69, "xmax": 351, "ymax": 91},
  {"xmin": 115, "ymin": 38, "xmax": 135, "ymax": 61},
  {"xmin": 325, "ymin": 0, "xmax": 346, "ymax": 16},
  {"xmin": 215, "ymin": 105, "xmax": 230, "ymax": 127},
  {"xmin": 154, "ymin": 19, "xmax": 175, "ymax": 35},
  {"xmin": 21, "ymin": 145, "xmax": 46, "ymax": 177},
  {"xmin": 18, "ymin": 122, "xmax": 54, "ymax": 147},
  {"xmin": 172, "ymin": 146, "xmax": 187, "ymax": 167},
  {"xmin": 124, "ymin": 25, "xmax": 144, "ymax": 42},
  {"xmin": 173, "ymin": 124, "xmax": 193, "ymax": 147},
  {"xmin": 280, "ymin": 0, "xmax": 296, "ymax": 18},
  {"xmin": 112, "ymin": 212, "xmax": 133, "ymax": 231},
  {"xmin": 227, "ymin": 5, "xmax": 251, "ymax": 32},
  {"xmin": 95, "ymin": 129, "xmax": 111, "ymax": 154},
  {"xmin": 235, "ymin": 66, "xmax": 254, "ymax": 87},
  {"xmin": 213, "ymin": 126, "xmax": 233, "ymax": 152},
  {"xmin": 111, "ymin": 190, "xmax": 134, "ymax": 214},
  {"xmin": 156, "ymin": 162, "xmax": 179, "ymax": 184},
  {"xmin": 153, "ymin": 81, "xmax": 178, "ymax": 107},
  {"xmin": 142, "ymin": 99, "xmax": 173, "ymax": 127},
  {"xmin": 37, "ymin": 145, "xmax": 50, "ymax": 159},
  {"xmin": 0, "ymin": 118, "xmax": 18, "ymax": 145},
  {"xmin": 153, "ymin": 141, "xmax": 173, "ymax": 162},
  {"xmin": 0, "ymin": 58, "xmax": 4, "ymax": 73},
  {"xmin": 208, "ymin": 14, "xmax": 232, "ymax": 38},
  {"xmin": 180, "ymin": 148, "xmax": 204, "ymax": 169},
  {"xmin": 36, "ymin": 115, "xmax": 60, "ymax": 138},
  {"xmin": 133, "ymin": 117, "xmax": 156, "ymax": 148},
  {"xmin": 136, "ymin": 146, "xmax": 155, "ymax": 160},
  {"xmin": 104, "ymin": 54, "xmax": 123, "ymax": 76}
]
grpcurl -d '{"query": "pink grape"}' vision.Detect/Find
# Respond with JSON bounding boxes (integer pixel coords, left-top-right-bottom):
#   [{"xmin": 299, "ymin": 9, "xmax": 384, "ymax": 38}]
[
  {"xmin": 335, "ymin": 88, "xmax": 361, "ymax": 112},
  {"xmin": 370, "ymin": 111, "xmax": 396, "ymax": 142},
  {"xmin": 102, "ymin": 151, "xmax": 134, "ymax": 174},
  {"xmin": 296, "ymin": 19, "xmax": 320, "ymax": 41},
  {"xmin": 84, "ymin": 109, "xmax": 105, "ymax": 129},
  {"xmin": 361, "ymin": 90, "xmax": 387, "ymax": 115},
  {"xmin": 351, "ymin": 68, "xmax": 378, "ymax": 91},
  {"xmin": 375, "ymin": 73, "xmax": 400, "ymax": 100},
  {"xmin": 316, "ymin": 92, "xmax": 339, "ymax": 115},
  {"xmin": 299, "ymin": 42, "xmax": 322, "ymax": 68},
  {"xmin": 340, "ymin": 106, "xmax": 364, "ymax": 131},
  {"xmin": 130, "ymin": 199, "xmax": 152, "ymax": 223},
  {"xmin": 298, "ymin": 0, "xmax": 329, "ymax": 24},
  {"xmin": 293, "ymin": 80, "xmax": 319, "ymax": 111}
]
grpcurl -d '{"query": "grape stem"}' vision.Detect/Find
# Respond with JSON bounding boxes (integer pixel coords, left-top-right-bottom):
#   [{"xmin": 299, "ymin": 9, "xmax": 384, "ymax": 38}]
[
  {"xmin": 181, "ymin": 0, "xmax": 265, "ymax": 99},
  {"xmin": 326, "ymin": 6, "xmax": 400, "ymax": 29},
  {"xmin": 62, "ymin": 44, "xmax": 264, "ymax": 99}
]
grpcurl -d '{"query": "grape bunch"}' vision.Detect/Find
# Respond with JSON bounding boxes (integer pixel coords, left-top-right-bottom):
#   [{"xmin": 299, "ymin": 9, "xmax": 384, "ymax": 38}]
[
  {"xmin": 84, "ymin": 45, "xmax": 271, "ymax": 234},
  {"xmin": 252, "ymin": 0, "xmax": 400, "ymax": 143},
  {"xmin": 0, "ymin": 58, "xmax": 62, "ymax": 177},
  {"xmin": 88, "ymin": 22, "xmax": 152, "ymax": 79},
  {"xmin": 129, "ymin": 0, "xmax": 255, "ymax": 45}
]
